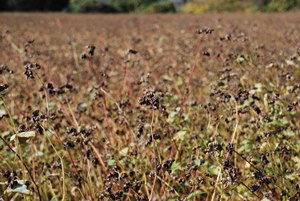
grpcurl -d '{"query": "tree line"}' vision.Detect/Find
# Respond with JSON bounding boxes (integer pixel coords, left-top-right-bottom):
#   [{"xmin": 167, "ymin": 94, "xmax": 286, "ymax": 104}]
[{"xmin": 0, "ymin": 0, "xmax": 299, "ymax": 13}]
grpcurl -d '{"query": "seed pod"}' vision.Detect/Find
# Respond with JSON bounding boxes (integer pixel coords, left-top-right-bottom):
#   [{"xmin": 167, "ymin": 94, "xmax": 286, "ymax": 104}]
[
  {"xmin": 0, "ymin": 84, "xmax": 8, "ymax": 92},
  {"xmin": 128, "ymin": 49, "xmax": 138, "ymax": 54}
]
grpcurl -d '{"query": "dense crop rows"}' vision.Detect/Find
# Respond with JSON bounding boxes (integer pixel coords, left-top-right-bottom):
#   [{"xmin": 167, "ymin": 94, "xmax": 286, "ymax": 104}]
[{"xmin": 0, "ymin": 13, "xmax": 299, "ymax": 200}]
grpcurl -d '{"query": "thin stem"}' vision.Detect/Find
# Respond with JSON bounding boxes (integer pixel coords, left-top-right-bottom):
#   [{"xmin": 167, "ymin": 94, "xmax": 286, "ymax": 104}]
[
  {"xmin": 233, "ymin": 150, "xmax": 259, "ymax": 171},
  {"xmin": 0, "ymin": 97, "xmax": 17, "ymax": 133},
  {"xmin": 0, "ymin": 96, "xmax": 41, "ymax": 200},
  {"xmin": 35, "ymin": 72, "xmax": 50, "ymax": 116},
  {"xmin": 180, "ymin": 35, "xmax": 203, "ymax": 117},
  {"xmin": 238, "ymin": 181, "xmax": 261, "ymax": 199},
  {"xmin": 0, "ymin": 135, "xmax": 42, "ymax": 201},
  {"xmin": 44, "ymin": 130, "xmax": 66, "ymax": 201},
  {"xmin": 211, "ymin": 96, "xmax": 239, "ymax": 201},
  {"xmin": 156, "ymin": 175, "xmax": 180, "ymax": 197},
  {"xmin": 143, "ymin": 173, "xmax": 150, "ymax": 200}
]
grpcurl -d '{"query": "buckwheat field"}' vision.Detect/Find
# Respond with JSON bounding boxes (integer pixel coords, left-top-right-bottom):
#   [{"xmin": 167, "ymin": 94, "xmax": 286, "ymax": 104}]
[{"xmin": 0, "ymin": 13, "xmax": 299, "ymax": 200}]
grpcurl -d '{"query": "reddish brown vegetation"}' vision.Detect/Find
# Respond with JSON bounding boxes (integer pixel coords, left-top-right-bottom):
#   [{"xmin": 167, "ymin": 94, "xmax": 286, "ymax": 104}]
[{"xmin": 0, "ymin": 13, "xmax": 299, "ymax": 200}]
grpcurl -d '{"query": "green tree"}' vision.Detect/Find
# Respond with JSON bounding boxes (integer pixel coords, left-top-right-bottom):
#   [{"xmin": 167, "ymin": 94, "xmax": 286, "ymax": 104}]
[
  {"xmin": 6, "ymin": 0, "xmax": 69, "ymax": 11},
  {"xmin": 110, "ymin": 0, "xmax": 168, "ymax": 12},
  {"xmin": 110, "ymin": 0, "xmax": 137, "ymax": 12},
  {"xmin": 68, "ymin": 0, "xmax": 118, "ymax": 13},
  {"xmin": 266, "ymin": 0, "xmax": 299, "ymax": 11},
  {"xmin": 138, "ymin": 1, "xmax": 175, "ymax": 13}
]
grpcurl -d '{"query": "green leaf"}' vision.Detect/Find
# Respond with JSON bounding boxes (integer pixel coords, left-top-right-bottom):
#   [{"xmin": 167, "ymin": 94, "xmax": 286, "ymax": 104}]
[
  {"xmin": 120, "ymin": 147, "xmax": 129, "ymax": 156},
  {"xmin": 171, "ymin": 161, "xmax": 181, "ymax": 173},
  {"xmin": 175, "ymin": 77, "xmax": 183, "ymax": 87},
  {"xmin": 175, "ymin": 130, "xmax": 187, "ymax": 142},
  {"xmin": 236, "ymin": 54, "xmax": 246, "ymax": 64},
  {"xmin": 267, "ymin": 119, "xmax": 287, "ymax": 127},
  {"xmin": 162, "ymin": 75, "xmax": 172, "ymax": 81},
  {"xmin": 242, "ymin": 139, "xmax": 253, "ymax": 152},
  {"xmin": 10, "ymin": 131, "xmax": 36, "ymax": 141},
  {"xmin": 208, "ymin": 165, "xmax": 220, "ymax": 175},
  {"xmin": 261, "ymin": 197, "xmax": 272, "ymax": 201},
  {"xmin": 187, "ymin": 190, "xmax": 205, "ymax": 199},
  {"xmin": 50, "ymin": 196, "xmax": 59, "ymax": 201},
  {"xmin": 167, "ymin": 109, "xmax": 179, "ymax": 124},
  {"xmin": 5, "ymin": 180, "xmax": 31, "ymax": 195},
  {"xmin": 194, "ymin": 159, "xmax": 204, "ymax": 166},
  {"xmin": 284, "ymin": 129, "xmax": 296, "ymax": 137},
  {"xmin": 107, "ymin": 160, "xmax": 115, "ymax": 166},
  {"xmin": 17, "ymin": 131, "xmax": 36, "ymax": 138},
  {"xmin": 292, "ymin": 156, "xmax": 300, "ymax": 169},
  {"xmin": 48, "ymin": 101, "xmax": 57, "ymax": 110}
]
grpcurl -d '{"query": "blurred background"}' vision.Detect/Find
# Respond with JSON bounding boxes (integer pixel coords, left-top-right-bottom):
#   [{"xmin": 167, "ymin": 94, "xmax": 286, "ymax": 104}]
[{"xmin": 0, "ymin": 0, "xmax": 299, "ymax": 13}]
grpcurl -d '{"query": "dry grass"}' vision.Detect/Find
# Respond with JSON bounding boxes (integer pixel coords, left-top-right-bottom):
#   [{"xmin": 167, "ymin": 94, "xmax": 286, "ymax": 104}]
[{"xmin": 0, "ymin": 13, "xmax": 299, "ymax": 200}]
